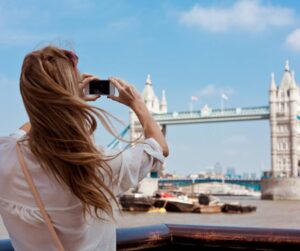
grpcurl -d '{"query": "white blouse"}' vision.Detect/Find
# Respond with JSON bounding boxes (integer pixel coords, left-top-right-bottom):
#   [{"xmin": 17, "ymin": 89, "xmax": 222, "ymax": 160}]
[{"xmin": 0, "ymin": 130, "xmax": 164, "ymax": 251}]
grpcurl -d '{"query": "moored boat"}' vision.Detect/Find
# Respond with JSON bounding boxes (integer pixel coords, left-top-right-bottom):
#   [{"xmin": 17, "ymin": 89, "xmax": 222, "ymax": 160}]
[
  {"xmin": 153, "ymin": 198, "xmax": 223, "ymax": 213},
  {"xmin": 154, "ymin": 198, "xmax": 197, "ymax": 213},
  {"xmin": 119, "ymin": 193, "xmax": 153, "ymax": 212},
  {"xmin": 222, "ymin": 203, "xmax": 257, "ymax": 213}
]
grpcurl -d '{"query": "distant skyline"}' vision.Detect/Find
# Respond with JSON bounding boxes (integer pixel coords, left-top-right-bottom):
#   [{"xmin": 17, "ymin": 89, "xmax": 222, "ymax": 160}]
[{"xmin": 1, "ymin": 0, "xmax": 300, "ymax": 175}]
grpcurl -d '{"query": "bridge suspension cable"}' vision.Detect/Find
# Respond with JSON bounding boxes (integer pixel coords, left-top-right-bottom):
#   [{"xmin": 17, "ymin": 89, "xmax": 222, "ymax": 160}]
[{"xmin": 107, "ymin": 125, "xmax": 130, "ymax": 149}]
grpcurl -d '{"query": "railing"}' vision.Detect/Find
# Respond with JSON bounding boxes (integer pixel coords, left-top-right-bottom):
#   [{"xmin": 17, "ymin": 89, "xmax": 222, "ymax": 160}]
[
  {"xmin": 118, "ymin": 224, "xmax": 300, "ymax": 250},
  {"xmin": 2, "ymin": 224, "xmax": 300, "ymax": 250}
]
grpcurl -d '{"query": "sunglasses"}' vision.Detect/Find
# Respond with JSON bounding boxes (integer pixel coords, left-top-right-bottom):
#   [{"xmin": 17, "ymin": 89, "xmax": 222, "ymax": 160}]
[
  {"xmin": 62, "ymin": 50, "xmax": 80, "ymax": 80},
  {"xmin": 63, "ymin": 50, "xmax": 79, "ymax": 68}
]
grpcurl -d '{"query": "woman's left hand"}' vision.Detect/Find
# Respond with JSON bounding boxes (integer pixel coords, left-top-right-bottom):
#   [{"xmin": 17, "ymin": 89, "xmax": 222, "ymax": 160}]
[{"xmin": 78, "ymin": 73, "xmax": 101, "ymax": 102}]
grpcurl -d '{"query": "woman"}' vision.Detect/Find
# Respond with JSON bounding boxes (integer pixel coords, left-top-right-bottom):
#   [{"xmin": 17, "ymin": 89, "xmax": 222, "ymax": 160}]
[{"xmin": 0, "ymin": 46, "xmax": 169, "ymax": 251}]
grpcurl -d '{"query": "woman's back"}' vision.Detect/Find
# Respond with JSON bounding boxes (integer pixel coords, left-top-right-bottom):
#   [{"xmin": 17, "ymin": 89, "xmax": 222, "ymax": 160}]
[{"xmin": 0, "ymin": 130, "xmax": 164, "ymax": 251}]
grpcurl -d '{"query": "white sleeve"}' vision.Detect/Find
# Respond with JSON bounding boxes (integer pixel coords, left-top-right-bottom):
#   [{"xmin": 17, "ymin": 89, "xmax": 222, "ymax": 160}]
[
  {"xmin": 9, "ymin": 129, "xmax": 27, "ymax": 139},
  {"xmin": 102, "ymin": 138, "xmax": 165, "ymax": 196}
]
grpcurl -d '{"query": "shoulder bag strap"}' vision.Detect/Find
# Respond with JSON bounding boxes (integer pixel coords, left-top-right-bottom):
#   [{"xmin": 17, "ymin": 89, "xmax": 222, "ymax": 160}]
[{"xmin": 16, "ymin": 143, "xmax": 65, "ymax": 251}]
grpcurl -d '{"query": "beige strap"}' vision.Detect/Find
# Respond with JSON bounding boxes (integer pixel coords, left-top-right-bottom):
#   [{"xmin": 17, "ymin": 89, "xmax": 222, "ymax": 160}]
[{"xmin": 16, "ymin": 143, "xmax": 65, "ymax": 251}]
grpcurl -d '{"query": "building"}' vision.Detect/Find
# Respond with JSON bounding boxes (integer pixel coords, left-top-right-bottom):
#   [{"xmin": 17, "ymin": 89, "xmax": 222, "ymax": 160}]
[
  {"xmin": 269, "ymin": 61, "xmax": 300, "ymax": 178},
  {"xmin": 214, "ymin": 162, "xmax": 223, "ymax": 176},
  {"xmin": 129, "ymin": 74, "xmax": 168, "ymax": 141},
  {"xmin": 225, "ymin": 167, "xmax": 236, "ymax": 178}
]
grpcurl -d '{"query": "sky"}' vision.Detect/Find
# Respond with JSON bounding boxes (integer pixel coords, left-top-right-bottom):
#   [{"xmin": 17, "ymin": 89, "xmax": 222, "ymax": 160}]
[{"xmin": 1, "ymin": 0, "xmax": 300, "ymax": 176}]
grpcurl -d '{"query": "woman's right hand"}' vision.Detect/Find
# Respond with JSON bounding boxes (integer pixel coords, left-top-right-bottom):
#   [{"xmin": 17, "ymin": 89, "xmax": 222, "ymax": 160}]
[{"xmin": 108, "ymin": 77, "xmax": 144, "ymax": 110}]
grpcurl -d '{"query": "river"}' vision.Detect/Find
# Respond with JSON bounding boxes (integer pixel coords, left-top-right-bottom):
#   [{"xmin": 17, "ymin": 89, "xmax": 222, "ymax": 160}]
[{"xmin": 1, "ymin": 196, "xmax": 300, "ymax": 240}]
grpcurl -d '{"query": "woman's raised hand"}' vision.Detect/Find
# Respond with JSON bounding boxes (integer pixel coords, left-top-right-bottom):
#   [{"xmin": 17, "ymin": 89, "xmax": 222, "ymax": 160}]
[
  {"xmin": 78, "ymin": 73, "xmax": 101, "ymax": 102},
  {"xmin": 109, "ymin": 77, "xmax": 169, "ymax": 157},
  {"xmin": 108, "ymin": 77, "xmax": 144, "ymax": 110}
]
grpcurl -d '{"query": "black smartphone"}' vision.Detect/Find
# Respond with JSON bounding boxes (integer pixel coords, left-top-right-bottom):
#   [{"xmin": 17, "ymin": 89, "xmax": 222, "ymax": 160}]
[{"xmin": 86, "ymin": 80, "xmax": 115, "ymax": 96}]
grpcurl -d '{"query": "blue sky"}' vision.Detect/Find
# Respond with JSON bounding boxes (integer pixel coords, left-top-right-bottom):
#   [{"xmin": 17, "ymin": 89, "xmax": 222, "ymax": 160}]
[{"xmin": 1, "ymin": 0, "xmax": 300, "ymax": 176}]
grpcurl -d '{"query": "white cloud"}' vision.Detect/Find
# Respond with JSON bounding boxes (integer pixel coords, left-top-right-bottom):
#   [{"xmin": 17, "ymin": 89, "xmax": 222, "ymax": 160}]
[
  {"xmin": 197, "ymin": 84, "xmax": 216, "ymax": 97},
  {"xmin": 179, "ymin": 0, "xmax": 295, "ymax": 32},
  {"xmin": 286, "ymin": 29, "xmax": 300, "ymax": 52},
  {"xmin": 196, "ymin": 84, "xmax": 235, "ymax": 98}
]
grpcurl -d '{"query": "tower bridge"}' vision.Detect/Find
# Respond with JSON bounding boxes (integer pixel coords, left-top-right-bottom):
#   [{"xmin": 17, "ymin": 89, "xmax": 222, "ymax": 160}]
[{"xmin": 128, "ymin": 61, "xmax": 300, "ymax": 200}]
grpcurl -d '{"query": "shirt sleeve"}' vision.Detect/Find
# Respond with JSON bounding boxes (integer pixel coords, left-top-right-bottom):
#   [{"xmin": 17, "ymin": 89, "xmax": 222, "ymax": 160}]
[{"xmin": 101, "ymin": 138, "xmax": 165, "ymax": 196}]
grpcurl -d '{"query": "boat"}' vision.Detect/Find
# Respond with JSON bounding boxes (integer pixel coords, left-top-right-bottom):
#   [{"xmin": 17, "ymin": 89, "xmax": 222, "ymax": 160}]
[
  {"xmin": 154, "ymin": 198, "xmax": 197, "ymax": 213},
  {"xmin": 222, "ymin": 203, "xmax": 256, "ymax": 213},
  {"xmin": 153, "ymin": 198, "xmax": 222, "ymax": 213},
  {"xmin": 198, "ymin": 193, "xmax": 220, "ymax": 205},
  {"xmin": 119, "ymin": 193, "xmax": 153, "ymax": 212}
]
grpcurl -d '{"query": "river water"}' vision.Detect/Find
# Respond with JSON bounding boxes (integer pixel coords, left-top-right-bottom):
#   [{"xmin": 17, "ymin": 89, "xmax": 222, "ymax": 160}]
[{"xmin": 1, "ymin": 196, "xmax": 300, "ymax": 240}]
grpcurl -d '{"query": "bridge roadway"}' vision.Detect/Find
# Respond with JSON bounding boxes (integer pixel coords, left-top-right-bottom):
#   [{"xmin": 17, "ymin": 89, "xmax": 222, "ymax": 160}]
[
  {"xmin": 150, "ymin": 106, "xmax": 270, "ymax": 125},
  {"xmin": 159, "ymin": 178, "xmax": 261, "ymax": 191}
]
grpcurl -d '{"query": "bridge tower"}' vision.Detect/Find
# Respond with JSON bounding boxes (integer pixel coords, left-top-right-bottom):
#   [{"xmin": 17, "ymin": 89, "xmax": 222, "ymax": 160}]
[
  {"xmin": 269, "ymin": 61, "xmax": 300, "ymax": 178},
  {"xmin": 129, "ymin": 74, "xmax": 168, "ymax": 142},
  {"xmin": 263, "ymin": 61, "xmax": 300, "ymax": 200}
]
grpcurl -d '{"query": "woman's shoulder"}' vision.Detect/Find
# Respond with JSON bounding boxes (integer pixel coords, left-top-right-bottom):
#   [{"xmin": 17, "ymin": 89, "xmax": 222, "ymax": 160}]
[
  {"xmin": 0, "ymin": 136, "xmax": 16, "ymax": 153},
  {"xmin": 0, "ymin": 130, "xmax": 27, "ymax": 172},
  {"xmin": 0, "ymin": 129, "xmax": 26, "ymax": 150},
  {"xmin": 0, "ymin": 129, "xmax": 27, "ymax": 141}
]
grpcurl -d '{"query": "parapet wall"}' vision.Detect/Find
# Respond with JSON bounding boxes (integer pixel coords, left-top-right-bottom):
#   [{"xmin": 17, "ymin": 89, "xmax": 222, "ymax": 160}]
[{"xmin": 261, "ymin": 177, "xmax": 300, "ymax": 200}]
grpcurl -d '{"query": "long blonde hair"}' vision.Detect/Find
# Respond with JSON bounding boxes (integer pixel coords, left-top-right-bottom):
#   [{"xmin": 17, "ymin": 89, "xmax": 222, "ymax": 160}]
[{"xmin": 20, "ymin": 46, "xmax": 119, "ymax": 219}]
